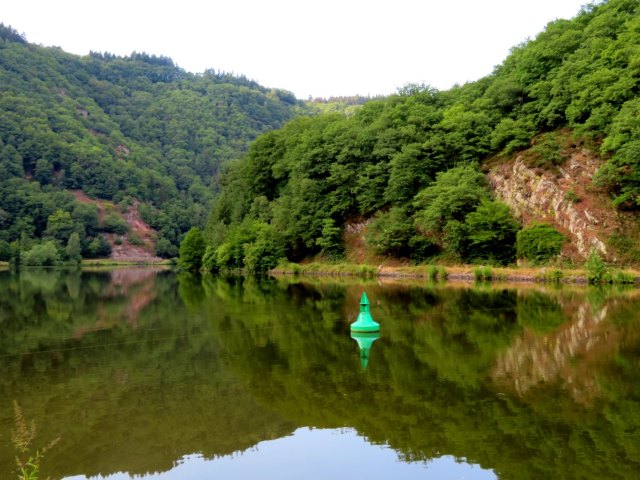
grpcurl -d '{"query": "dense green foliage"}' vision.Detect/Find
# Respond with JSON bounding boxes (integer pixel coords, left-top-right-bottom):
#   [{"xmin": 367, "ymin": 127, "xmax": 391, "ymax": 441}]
[
  {"xmin": 206, "ymin": 0, "xmax": 640, "ymax": 269},
  {"xmin": 0, "ymin": 23, "xmax": 303, "ymax": 259},
  {"xmin": 517, "ymin": 223, "xmax": 566, "ymax": 264},
  {"xmin": 178, "ymin": 227, "xmax": 205, "ymax": 271}
]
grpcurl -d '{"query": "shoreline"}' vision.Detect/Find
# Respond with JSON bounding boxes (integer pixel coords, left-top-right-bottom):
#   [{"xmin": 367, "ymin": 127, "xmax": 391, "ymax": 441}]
[
  {"xmin": 269, "ymin": 263, "xmax": 640, "ymax": 286},
  {"xmin": 0, "ymin": 259, "xmax": 173, "ymax": 271}
]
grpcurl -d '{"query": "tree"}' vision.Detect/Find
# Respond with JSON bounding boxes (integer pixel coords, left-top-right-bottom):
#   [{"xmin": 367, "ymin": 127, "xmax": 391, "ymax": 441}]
[
  {"xmin": 0, "ymin": 239, "xmax": 11, "ymax": 261},
  {"xmin": 179, "ymin": 227, "xmax": 205, "ymax": 271},
  {"xmin": 34, "ymin": 158, "xmax": 52, "ymax": 184},
  {"xmin": 65, "ymin": 232, "xmax": 82, "ymax": 264},
  {"xmin": 243, "ymin": 223, "xmax": 285, "ymax": 274},
  {"xmin": 72, "ymin": 203, "xmax": 99, "ymax": 237},
  {"xmin": 316, "ymin": 219, "xmax": 343, "ymax": 259},
  {"xmin": 414, "ymin": 165, "xmax": 491, "ymax": 235},
  {"xmin": 44, "ymin": 210, "xmax": 75, "ymax": 244}
]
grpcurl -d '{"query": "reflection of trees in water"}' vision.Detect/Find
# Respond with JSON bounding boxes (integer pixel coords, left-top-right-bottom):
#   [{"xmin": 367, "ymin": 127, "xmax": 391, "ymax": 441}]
[
  {"xmin": 0, "ymin": 268, "xmax": 170, "ymax": 350},
  {"xmin": 201, "ymin": 279, "xmax": 640, "ymax": 480},
  {"xmin": 0, "ymin": 273, "xmax": 638, "ymax": 479},
  {"xmin": 0, "ymin": 271, "xmax": 295, "ymax": 478}
]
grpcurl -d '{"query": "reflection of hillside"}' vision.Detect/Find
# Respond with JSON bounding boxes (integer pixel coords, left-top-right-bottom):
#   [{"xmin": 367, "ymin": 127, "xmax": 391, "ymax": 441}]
[
  {"xmin": 107, "ymin": 268, "xmax": 162, "ymax": 327},
  {"xmin": 492, "ymin": 292, "xmax": 640, "ymax": 403},
  {"xmin": 0, "ymin": 273, "xmax": 639, "ymax": 480},
  {"xmin": 0, "ymin": 274, "xmax": 295, "ymax": 478},
  {"xmin": 74, "ymin": 269, "xmax": 165, "ymax": 338},
  {"xmin": 108, "ymin": 267, "xmax": 164, "ymax": 289},
  {"xmin": 202, "ymin": 279, "xmax": 640, "ymax": 480}
]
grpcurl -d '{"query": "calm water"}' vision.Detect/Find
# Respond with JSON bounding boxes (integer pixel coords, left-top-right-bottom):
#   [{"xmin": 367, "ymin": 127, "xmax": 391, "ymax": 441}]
[{"xmin": 0, "ymin": 269, "xmax": 639, "ymax": 479}]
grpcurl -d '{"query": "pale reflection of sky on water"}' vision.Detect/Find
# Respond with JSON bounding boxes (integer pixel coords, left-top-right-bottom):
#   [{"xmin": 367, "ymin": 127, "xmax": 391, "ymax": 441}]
[{"xmin": 64, "ymin": 428, "xmax": 496, "ymax": 480}]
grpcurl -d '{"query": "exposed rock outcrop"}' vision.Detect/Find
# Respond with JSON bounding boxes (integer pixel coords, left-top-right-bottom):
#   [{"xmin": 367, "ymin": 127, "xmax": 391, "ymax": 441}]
[{"xmin": 488, "ymin": 150, "xmax": 620, "ymax": 261}]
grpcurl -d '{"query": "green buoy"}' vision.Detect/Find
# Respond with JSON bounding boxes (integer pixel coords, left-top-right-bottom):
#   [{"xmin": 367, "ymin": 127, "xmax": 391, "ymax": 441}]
[
  {"xmin": 350, "ymin": 292, "xmax": 380, "ymax": 333},
  {"xmin": 351, "ymin": 331, "xmax": 380, "ymax": 369}
]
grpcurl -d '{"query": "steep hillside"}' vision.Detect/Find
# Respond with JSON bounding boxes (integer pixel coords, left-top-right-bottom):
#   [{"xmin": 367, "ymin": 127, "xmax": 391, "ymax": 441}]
[
  {"xmin": 204, "ymin": 0, "xmax": 640, "ymax": 272},
  {"xmin": 0, "ymin": 24, "xmax": 305, "ymax": 261}
]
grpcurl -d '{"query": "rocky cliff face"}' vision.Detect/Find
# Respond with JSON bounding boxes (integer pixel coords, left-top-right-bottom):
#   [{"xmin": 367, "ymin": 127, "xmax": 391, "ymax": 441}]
[{"xmin": 488, "ymin": 150, "xmax": 620, "ymax": 261}]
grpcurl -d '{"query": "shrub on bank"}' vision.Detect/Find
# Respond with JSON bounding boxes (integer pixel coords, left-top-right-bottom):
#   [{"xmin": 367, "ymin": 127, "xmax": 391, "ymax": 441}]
[{"xmin": 516, "ymin": 223, "xmax": 565, "ymax": 265}]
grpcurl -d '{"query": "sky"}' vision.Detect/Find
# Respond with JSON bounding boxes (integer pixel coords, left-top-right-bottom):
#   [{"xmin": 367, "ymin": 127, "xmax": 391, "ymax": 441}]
[{"xmin": 2, "ymin": 0, "xmax": 589, "ymax": 99}]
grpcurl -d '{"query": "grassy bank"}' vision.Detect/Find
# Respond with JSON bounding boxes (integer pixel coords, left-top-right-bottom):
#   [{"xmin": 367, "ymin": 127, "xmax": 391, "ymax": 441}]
[{"xmin": 270, "ymin": 262, "xmax": 640, "ymax": 286}]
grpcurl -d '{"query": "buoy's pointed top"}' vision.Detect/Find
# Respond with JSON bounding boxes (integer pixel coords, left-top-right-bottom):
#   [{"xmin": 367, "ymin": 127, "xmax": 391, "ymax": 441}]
[{"xmin": 360, "ymin": 292, "xmax": 369, "ymax": 305}]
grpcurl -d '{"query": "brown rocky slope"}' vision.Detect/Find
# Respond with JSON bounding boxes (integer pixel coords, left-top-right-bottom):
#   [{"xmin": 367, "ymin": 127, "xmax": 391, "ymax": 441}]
[{"xmin": 487, "ymin": 147, "xmax": 636, "ymax": 264}]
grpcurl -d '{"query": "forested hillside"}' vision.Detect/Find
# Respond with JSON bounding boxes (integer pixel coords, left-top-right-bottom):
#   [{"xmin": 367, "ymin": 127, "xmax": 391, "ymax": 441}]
[
  {"xmin": 205, "ymin": 0, "xmax": 640, "ymax": 272},
  {"xmin": 0, "ymin": 24, "xmax": 304, "ymax": 263}
]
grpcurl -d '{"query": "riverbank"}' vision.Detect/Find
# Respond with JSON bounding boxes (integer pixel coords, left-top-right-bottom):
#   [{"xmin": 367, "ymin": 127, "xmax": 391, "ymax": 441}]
[
  {"xmin": 270, "ymin": 262, "xmax": 640, "ymax": 285},
  {"xmin": 0, "ymin": 259, "xmax": 172, "ymax": 270},
  {"xmin": 81, "ymin": 258, "xmax": 173, "ymax": 267}
]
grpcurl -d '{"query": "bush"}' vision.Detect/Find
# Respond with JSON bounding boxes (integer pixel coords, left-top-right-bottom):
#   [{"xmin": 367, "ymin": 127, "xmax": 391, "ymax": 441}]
[
  {"xmin": 550, "ymin": 269, "xmax": 563, "ymax": 283},
  {"xmin": 564, "ymin": 190, "xmax": 581, "ymax": 203},
  {"xmin": 21, "ymin": 241, "xmax": 61, "ymax": 266},
  {"xmin": 156, "ymin": 237, "xmax": 178, "ymax": 258},
  {"xmin": 464, "ymin": 200, "xmax": 520, "ymax": 265},
  {"xmin": 128, "ymin": 233, "xmax": 144, "ymax": 246},
  {"xmin": 366, "ymin": 207, "xmax": 414, "ymax": 257},
  {"xmin": 585, "ymin": 250, "xmax": 611, "ymax": 284},
  {"xmin": 443, "ymin": 220, "xmax": 469, "ymax": 259},
  {"xmin": 473, "ymin": 265, "xmax": 493, "ymax": 281},
  {"xmin": 215, "ymin": 221, "xmax": 258, "ymax": 269},
  {"xmin": 427, "ymin": 264, "xmax": 438, "ymax": 280},
  {"xmin": 438, "ymin": 266, "xmax": 448, "ymax": 280},
  {"xmin": 358, "ymin": 264, "xmax": 377, "ymax": 277},
  {"xmin": 613, "ymin": 269, "xmax": 635, "ymax": 284},
  {"xmin": 524, "ymin": 132, "xmax": 567, "ymax": 169},
  {"xmin": 517, "ymin": 223, "xmax": 565, "ymax": 265},
  {"xmin": 102, "ymin": 212, "xmax": 129, "ymax": 234},
  {"xmin": 408, "ymin": 235, "xmax": 439, "ymax": 261},
  {"xmin": 85, "ymin": 236, "xmax": 112, "ymax": 258}
]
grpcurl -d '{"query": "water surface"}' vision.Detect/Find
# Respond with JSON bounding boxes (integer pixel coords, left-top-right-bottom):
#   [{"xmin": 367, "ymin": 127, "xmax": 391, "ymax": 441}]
[{"xmin": 0, "ymin": 269, "xmax": 638, "ymax": 479}]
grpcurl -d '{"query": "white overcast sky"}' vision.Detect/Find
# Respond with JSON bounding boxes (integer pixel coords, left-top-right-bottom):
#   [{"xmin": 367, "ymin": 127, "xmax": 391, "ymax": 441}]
[{"xmin": 3, "ymin": 0, "xmax": 589, "ymax": 99}]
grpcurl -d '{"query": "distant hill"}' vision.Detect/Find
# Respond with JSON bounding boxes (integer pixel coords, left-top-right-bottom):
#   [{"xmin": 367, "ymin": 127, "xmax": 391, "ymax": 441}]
[{"xmin": 0, "ymin": 23, "xmax": 305, "ymax": 260}]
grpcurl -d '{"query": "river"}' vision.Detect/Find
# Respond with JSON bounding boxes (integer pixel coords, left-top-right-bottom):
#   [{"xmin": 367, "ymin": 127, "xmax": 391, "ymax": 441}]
[{"xmin": 0, "ymin": 268, "xmax": 638, "ymax": 479}]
